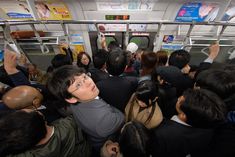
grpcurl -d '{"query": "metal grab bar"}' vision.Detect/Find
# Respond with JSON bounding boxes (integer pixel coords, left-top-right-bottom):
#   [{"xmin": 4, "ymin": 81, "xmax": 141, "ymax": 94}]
[
  {"xmin": 184, "ymin": 44, "xmax": 234, "ymax": 47},
  {"xmin": 0, "ymin": 20, "xmax": 235, "ymax": 26},
  {"xmin": 2, "ymin": 22, "xmax": 23, "ymax": 55},
  {"xmin": 1, "ymin": 20, "xmax": 235, "ymax": 55},
  {"xmin": 60, "ymin": 21, "xmax": 70, "ymax": 44},
  {"xmin": 29, "ymin": 24, "xmax": 49, "ymax": 54}
]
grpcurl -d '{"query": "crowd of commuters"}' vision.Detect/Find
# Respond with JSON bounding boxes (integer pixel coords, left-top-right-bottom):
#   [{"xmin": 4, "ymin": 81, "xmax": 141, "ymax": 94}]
[{"xmin": 0, "ymin": 40, "xmax": 234, "ymax": 157}]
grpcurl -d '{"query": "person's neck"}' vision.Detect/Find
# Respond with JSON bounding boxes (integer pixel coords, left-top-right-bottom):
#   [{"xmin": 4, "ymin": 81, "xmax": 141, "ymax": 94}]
[{"xmin": 37, "ymin": 125, "xmax": 54, "ymax": 145}]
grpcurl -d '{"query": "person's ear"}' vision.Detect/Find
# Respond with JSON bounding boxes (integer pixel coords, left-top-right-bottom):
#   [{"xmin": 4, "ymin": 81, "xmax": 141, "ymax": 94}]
[
  {"xmin": 65, "ymin": 97, "xmax": 78, "ymax": 104},
  {"xmin": 178, "ymin": 112, "xmax": 187, "ymax": 122},
  {"xmin": 106, "ymin": 142, "xmax": 120, "ymax": 156},
  {"xmin": 32, "ymin": 97, "xmax": 41, "ymax": 108}
]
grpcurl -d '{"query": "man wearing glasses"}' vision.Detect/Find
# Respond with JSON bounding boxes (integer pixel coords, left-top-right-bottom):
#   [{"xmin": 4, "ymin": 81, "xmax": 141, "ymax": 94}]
[{"xmin": 47, "ymin": 65, "xmax": 124, "ymax": 155}]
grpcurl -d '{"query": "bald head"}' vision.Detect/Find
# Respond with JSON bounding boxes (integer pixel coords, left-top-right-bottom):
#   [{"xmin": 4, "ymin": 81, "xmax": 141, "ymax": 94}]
[{"xmin": 2, "ymin": 85, "xmax": 43, "ymax": 110}]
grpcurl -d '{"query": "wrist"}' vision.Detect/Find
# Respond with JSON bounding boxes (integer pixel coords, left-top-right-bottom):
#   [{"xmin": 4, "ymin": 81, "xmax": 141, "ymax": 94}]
[{"xmin": 5, "ymin": 68, "xmax": 19, "ymax": 75}]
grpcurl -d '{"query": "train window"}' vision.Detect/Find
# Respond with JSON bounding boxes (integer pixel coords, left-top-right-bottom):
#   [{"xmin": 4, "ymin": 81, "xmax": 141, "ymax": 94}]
[
  {"xmin": 105, "ymin": 36, "xmax": 117, "ymax": 46},
  {"xmin": 129, "ymin": 36, "xmax": 149, "ymax": 50},
  {"xmin": 96, "ymin": 36, "xmax": 117, "ymax": 49}
]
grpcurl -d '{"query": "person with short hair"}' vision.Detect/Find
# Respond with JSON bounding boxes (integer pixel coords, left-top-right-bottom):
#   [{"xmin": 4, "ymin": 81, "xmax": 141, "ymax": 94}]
[
  {"xmin": 47, "ymin": 65, "xmax": 124, "ymax": 152},
  {"xmin": 156, "ymin": 50, "xmax": 168, "ymax": 67},
  {"xmin": 0, "ymin": 110, "xmax": 90, "ymax": 157},
  {"xmin": 108, "ymin": 41, "xmax": 120, "ymax": 52},
  {"xmin": 168, "ymin": 49, "xmax": 191, "ymax": 74},
  {"xmin": 166, "ymin": 50, "xmax": 194, "ymax": 96},
  {"xmin": 139, "ymin": 51, "xmax": 158, "ymax": 83},
  {"xmin": 96, "ymin": 48, "xmax": 138, "ymax": 112},
  {"xmin": 195, "ymin": 69, "xmax": 235, "ymax": 111},
  {"xmin": 151, "ymin": 88, "xmax": 227, "ymax": 157},
  {"xmin": 89, "ymin": 49, "xmax": 109, "ymax": 83},
  {"xmin": 2, "ymin": 85, "xmax": 43, "ymax": 110},
  {"xmin": 2, "ymin": 85, "xmax": 62, "ymax": 122}
]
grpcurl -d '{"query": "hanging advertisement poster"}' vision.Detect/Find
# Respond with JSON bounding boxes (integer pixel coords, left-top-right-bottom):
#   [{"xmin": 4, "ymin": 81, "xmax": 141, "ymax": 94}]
[
  {"xmin": 34, "ymin": 0, "xmax": 72, "ymax": 20},
  {"xmin": 175, "ymin": 2, "xmax": 219, "ymax": 22},
  {"xmin": 0, "ymin": 0, "xmax": 33, "ymax": 20}
]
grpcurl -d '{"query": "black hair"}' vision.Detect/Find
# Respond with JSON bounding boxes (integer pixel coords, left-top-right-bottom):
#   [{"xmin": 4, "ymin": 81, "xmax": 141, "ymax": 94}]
[
  {"xmin": 168, "ymin": 49, "xmax": 190, "ymax": 69},
  {"xmin": 119, "ymin": 121, "xmax": 151, "ymax": 157},
  {"xmin": 0, "ymin": 111, "xmax": 46, "ymax": 156},
  {"xmin": 180, "ymin": 89, "xmax": 227, "ymax": 128},
  {"xmin": 93, "ymin": 49, "xmax": 108, "ymax": 69},
  {"xmin": 128, "ymin": 80, "xmax": 159, "ymax": 125},
  {"xmin": 46, "ymin": 65, "xmax": 54, "ymax": 73},
  {"xmin": 106, "ymin": 48, "xmax": 127, "ymax": 76},
  {"xmin": 196, "ymin": 69, "xmax": 235, "ymax": 100},
  {"xmin": 47, "ymin": 65, "xmax": 86, "ymax": 101},
  {"xmin": 51, "ymin": 54, "xmax": 72, "ymax": 69},
  {"xmin": 107, "ymin": 41, "xmax": 120, "ymax": 51},
  {"xmin": 136, "ymin": 80, "xmax": 158, "ymax": 107},
  {"xmin": 77, "ymin": 52, "xmax": 91, "ymax": 71}
]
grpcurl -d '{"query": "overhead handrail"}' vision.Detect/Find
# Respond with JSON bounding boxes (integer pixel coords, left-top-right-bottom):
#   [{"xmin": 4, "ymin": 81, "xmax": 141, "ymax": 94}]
[
  {"xmin": 60, "ymin": 20, "xmax": 70, "ymax": 44},
  {"xmin": 1, "ymin": 22, "xmax": 22, "ymax": 55},
  {"xmin": 0, "ymin": 20, "xmax": 235, "ymax": 26},
  {"xmin": 198, "ymin": 25, "xmax": 228, "ymax": 56},
  {"xmin": 217, "ymin": 25, "xmax": 227, "ymax": 41},
  {"xmin": 228, "ymin": 47, "xmax": 235, "ymax": 59},
  {"xmin": 29, "ymin": 24, "xmax": 49, "ymax": 54},
  {"xmin": 185, "ymin": 43, "xmax": 234, "ymax": 47},
  {"xmin": 0, "ymin": 20, "xmax": 235, "ymax": 54},
  {"xmin": 183, "ymin": 23, "xmax": 195, "ymax": 47},
  {"xmin": 184, "ymin": 43, "xmax": 234, "ymax": 56}
]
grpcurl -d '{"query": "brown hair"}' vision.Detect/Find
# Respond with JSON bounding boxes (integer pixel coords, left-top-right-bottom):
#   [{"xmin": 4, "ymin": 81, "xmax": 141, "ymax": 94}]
[
  {"xmin": 140, "ymin": 51, "xmax": 157, "ymax": 76},
  {"xmin": 156, "ymin": 50, "xmax": 168, "ymax": 66}
]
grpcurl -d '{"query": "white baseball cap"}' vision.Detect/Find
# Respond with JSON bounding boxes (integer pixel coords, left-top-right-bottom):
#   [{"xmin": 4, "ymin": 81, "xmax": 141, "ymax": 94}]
[{"xmin": 126, "ymin": 42, "xmax": 138, "ymax": 54}]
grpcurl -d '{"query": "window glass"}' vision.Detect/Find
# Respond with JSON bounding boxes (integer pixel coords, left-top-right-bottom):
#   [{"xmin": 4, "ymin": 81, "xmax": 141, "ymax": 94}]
[{"xmin": 129, "ymin": 36, "xmax": 149, "ymax": 49}]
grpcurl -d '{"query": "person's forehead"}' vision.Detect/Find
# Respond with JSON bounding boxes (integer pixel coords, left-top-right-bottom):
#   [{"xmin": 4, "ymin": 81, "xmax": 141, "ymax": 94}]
[
  {"xmin": 72, "ymin": 74, "xmax": 86, "ymax": 81},
  {"xmin": 82, "ymin": 54, "xmax": 88, "ymax": 58}
]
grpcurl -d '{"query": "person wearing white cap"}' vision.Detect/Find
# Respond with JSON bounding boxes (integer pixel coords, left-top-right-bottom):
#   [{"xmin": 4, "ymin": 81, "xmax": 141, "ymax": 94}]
[
  {"xmin": 126, "ymin": 42, "xmax": 138, "ymax": 54},
  {"xmin": 126, "ymin": 42, "xmax": 141, "ymax": 75}
]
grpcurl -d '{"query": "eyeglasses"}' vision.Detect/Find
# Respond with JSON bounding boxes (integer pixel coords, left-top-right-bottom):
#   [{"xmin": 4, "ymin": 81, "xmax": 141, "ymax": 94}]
[{"xmin": 71, "ymin": 73, "xmax": 91, "ymax": 93}]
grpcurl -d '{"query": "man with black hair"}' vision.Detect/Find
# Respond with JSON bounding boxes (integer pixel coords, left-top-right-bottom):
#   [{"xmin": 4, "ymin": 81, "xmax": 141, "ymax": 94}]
[
  {"xmin": 107, "ymin": 41, "xmax": 120, "ymax": 52},
  {"xmin": 152, "ymin": 88, "xmax": 227, "ymax": 157},
  {"xmin": 89, "ymin": 49, "xmax": 110, "ymax": 83},
  {"xmin": 195, "ymin": 68, "xmax": 235, "ymax": 157},
  {"xmin": 168, "ymin": 43, "xmax": 220, "ymax": 96},
  {"xmin": 0, "ymin": 110, "xmax": 91, "ymax": 157},
  {"xmin": 47, "ymin": 65, "xmax": 124, "ymax": 153},
  {"xmin": 96, "ymin": 48, "xmax": 138, "ymax": 112}
]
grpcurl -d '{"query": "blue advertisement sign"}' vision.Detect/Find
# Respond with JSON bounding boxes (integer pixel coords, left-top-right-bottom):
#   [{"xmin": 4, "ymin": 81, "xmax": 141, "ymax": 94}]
[
  {"xmin": 7, "ymin": 12, "xmax": 33, "ymax": 19},
  {"xmin": 175, "ymin": 2, "xmax": 218, "ymax": 22}
]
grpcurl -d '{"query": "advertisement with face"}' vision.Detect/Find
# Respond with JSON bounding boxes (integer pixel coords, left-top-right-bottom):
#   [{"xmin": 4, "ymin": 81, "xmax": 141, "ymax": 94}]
[
  {"xmin": 34, "ymin": 0, "xmax": 72, "ymax": 20},
  {"xmin": 175, "ymin": 2, "xmax": 219, "ymax": 22},
  {"xmin": 0, "ymin": 0, "xmax": 33, "ymax": 20}
]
